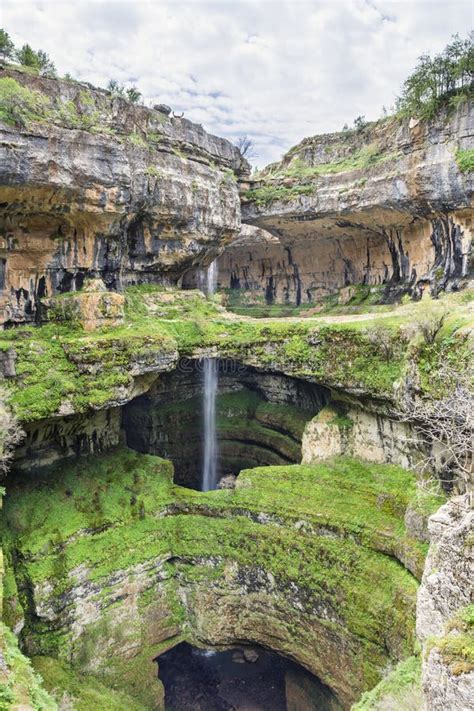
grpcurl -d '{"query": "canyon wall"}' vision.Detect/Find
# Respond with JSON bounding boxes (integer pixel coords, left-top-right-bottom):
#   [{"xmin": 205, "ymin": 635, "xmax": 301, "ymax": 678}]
[
  {"xmin": 216, "ymin": 105, "xmax": 473, "ymax": 307},
  {"xmin": 0, "ymin": 68, "xmax": 247, "ymax": 325},
  {"xmin": 0, "ymin": 66, "xmax": 472, "ymax": 711}
]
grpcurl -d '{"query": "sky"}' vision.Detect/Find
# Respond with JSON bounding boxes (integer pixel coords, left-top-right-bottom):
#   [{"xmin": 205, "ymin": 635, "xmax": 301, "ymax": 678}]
[{"xmin": 2, "ymin": 0, "xmax": 472, "ymax": 167}]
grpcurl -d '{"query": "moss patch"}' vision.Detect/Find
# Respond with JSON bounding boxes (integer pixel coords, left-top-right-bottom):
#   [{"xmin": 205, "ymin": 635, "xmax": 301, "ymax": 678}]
[
  {"xmin": 0, "ymin": 623, "xmax": 57, "ymax": 711},
  {"xmin": 352, "ymin": 655, "xmax": 421, "ymax": 710},
  {"xmin": 31, "ymin": 656, "xmax": 152, "ymax": 711}
]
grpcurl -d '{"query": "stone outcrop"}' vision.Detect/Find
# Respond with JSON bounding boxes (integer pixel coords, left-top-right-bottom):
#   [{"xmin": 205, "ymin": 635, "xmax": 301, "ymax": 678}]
[
  {"xmin": 0, "ymin": 68, "xmax": 247, "ymax": 325},
  {"xmin": 416, "ymin": 496, "xmax": 474, "ymax": 711},
  {"xmin": 41, "ymin": 277, "xmax": 125, "ymax": 331},
  {"xmin": 302, "ymin": 404, "xmax": 424, "ymax": 470},
  {"xmin": 223, "ymin": 105, "xmax": 473, "ymax": 307}
]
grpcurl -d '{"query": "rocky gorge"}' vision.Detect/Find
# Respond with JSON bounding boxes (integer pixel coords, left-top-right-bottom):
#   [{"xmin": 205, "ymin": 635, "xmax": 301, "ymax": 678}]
[{"xmin": 0, "ymin": 64, "xmax": 472, "ymax": 711}]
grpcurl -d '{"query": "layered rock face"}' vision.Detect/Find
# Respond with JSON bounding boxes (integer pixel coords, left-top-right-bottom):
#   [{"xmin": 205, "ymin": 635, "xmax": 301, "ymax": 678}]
[
  {"xmin": 220, "ymin": 106, "xmax": 473, "ymax": 307},
  {"xmin": 0, "ymin": 69, "xmax": 246, "ymax": 325},
  {"xmin": 1, "ymin": 448, "xmax": 432, "ymax": 710}
]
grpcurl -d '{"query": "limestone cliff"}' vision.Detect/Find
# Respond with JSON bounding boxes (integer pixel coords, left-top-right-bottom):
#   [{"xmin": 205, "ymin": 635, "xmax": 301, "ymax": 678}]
[
  {"xmin": 416, "ymin": 496, "xmax": 473, "ymax": 711},
  {"xmin": 0, "ymin": 68, "xmax": 247, "ymax": 325},
  {"xmin": 219, "ymin": 106, "xmax": 473, "ymax": 307}
]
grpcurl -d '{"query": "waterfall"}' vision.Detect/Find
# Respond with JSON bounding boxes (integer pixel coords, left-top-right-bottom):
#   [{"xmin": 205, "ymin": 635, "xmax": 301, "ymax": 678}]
[
  {"xmin": 202, "ymin": 260, "xmax": 218, "ymax": 491},
  {"xmin": 206, "ymin": 259, "xmax": 217, "ymax": 295}
]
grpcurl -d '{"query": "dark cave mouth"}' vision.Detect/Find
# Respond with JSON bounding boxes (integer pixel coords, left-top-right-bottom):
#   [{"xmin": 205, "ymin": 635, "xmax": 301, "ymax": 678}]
[
  {"xmin": 156, "ymin": 642, "xmax": 339, "ymax": 711},
  {"xmin": 122, "ymin": 359, "xmax": 329, "ymax": 490}
]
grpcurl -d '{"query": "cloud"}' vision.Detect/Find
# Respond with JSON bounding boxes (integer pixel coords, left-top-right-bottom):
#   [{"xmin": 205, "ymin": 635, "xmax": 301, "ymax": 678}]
[{"xmin": 2, "ymin": 0, "xmax": 472, "ymax": 166}]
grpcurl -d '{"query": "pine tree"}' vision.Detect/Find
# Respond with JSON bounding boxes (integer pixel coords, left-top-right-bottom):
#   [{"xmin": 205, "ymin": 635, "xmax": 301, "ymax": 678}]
[
  {"xmin": 126, "ymin": 86, "xmax": 142, "ymax": 104},
  {"xmin": 36, "ymin": 49, "xmax": 56, "ymax": 78},
  {"xmin": 0, "ymin": 29, "xmax": 15, "ymax": 62},
  {"xmin": 16, "ymin": 43, "xmax": 40, "ymax": 69}
]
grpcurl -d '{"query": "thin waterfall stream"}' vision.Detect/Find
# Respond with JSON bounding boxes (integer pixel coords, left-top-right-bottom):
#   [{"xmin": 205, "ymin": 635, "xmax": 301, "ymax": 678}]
[{"xmin": 202, "ymin": 260, "xmax": 218, "ymax": 491}]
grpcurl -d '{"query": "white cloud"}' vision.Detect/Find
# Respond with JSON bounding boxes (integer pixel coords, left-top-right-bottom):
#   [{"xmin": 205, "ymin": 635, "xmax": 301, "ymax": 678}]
[{"xmin": 2, "ymin": 0, "xmax": 472, "ymax": 166}]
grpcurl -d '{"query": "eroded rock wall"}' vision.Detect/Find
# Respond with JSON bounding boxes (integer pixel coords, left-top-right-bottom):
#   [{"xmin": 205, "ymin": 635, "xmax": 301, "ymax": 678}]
[
  {"xmin": 0, "ymin": 69, "xmax": 246, "ymax": 325},
  {"xmin": 234, "ymin": 105, "xmax": 473, "ymax": 305},
  {"xmin": 123, "ymin": 362, "xmax": 327, "ymax": 487},
  {"xmin": 219, "ymin": 212, "xmax": 472, "ymax": 306}
]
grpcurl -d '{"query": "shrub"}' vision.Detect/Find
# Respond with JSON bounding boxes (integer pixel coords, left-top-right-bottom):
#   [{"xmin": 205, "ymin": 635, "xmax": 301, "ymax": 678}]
[
  {"xmin": 414, "ymin": 300, "xmax": 448, "ymax": 344},
  {"xmin": 456, "ymin": 148, "xmax": 474, "ymax": 174},
  {"xmin": 0, "ymin": 77, "xmax": 49, "ymax": 126}
]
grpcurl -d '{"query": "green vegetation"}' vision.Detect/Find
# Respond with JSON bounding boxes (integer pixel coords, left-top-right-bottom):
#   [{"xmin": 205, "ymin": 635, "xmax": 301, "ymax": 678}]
[
  {"xmin": 107, "ymin": 79, "xmax": 142, "ymax": 104},
  {"xmin": 0, "ymin": 287, "xmax": 471, "ymax": 423},
  {"xmin": 244, "ymin": 182, "xmax": 315, "ymax": 206},
  {"xmin": 223, "ymin": 284, "xmax": 389, "ymax": 318},
  {"xmin": 1, "ymin": 448, "xmax": 440, "ymax": 698},
  {"xmin": 31, "ymin": 657, "xmax": 151, "ymax": 711},
  {"xmin": 396, "ymin": 33, "xmax": 473, "ymax": 120},
  {"xmin": 0, "ymin": 623, "xmax": 57, "ymax": 711},
  {"xmin": 436, "ymin": 605, "xmax": 474, "ymax": 675},
  {"xmin": 0, "ymin": 29, "xmax": 14, "ymax": 62},
  {"xmin": 0, "ymin": 29, "xmax": 57, "ymax": 77},
  {"xmin": 15, "ymin": 44, "xmax": 56, "ymax": 78},
  {"xmin": 352, "ymin": 656, "xmax": 421, "ymax": 710},
  {"xmin": 456, "ymin": 147, "xmax": 474, "ymax": 173},
  {"xmin": 0, "ymin": 77, "xmax": 50, "ymax": 126},
  {"xmin": 245, "ymin": 142, "xmax": 401, "ymax": 206}
]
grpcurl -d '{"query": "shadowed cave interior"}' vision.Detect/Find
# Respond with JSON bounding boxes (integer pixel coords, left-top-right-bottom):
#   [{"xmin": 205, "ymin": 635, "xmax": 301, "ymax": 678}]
[
  {"xmin": 156, "ymin": 642, "xmax": 340, "ymax": 711},
  {"xmin": 122, "ymin": 359, "xmax": 329, "ymax": 489}
]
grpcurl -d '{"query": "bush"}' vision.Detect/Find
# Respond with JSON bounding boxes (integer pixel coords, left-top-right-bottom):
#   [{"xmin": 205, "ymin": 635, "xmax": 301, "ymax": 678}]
[
  {"xmin": 414, "ymin": 300, "xmax": 448, "ymax": 344},
  {"xmin": 15, "ymin": 43, "xmax": 56, "ymax": 78},
  {"xmin": 456, "ymin": 148, "xmax": 474, "ymax": 174}
]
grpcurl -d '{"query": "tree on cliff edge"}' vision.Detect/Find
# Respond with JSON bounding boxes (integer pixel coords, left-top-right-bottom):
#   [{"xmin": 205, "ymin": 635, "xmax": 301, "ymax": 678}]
[
  {"xmin": 396, "ymin": 32, "xmax": 473, "ymax": 119},
  {"xmin": 16, "ymin": 43, "xmax": 56, "ymax": 78},
  {"xmin": 0, "ymin": 29, "xmax": 15, "ymax": 62}
]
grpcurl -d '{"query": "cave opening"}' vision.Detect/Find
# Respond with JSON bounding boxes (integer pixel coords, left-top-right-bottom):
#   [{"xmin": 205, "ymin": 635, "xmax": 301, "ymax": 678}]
[
  {"xmin": 156, "ymin": 641, "xmax": 340, "ymax": 711},
  {"xmin": 122, "ymin": 359, "xmax": 329, "ymax": 490}
]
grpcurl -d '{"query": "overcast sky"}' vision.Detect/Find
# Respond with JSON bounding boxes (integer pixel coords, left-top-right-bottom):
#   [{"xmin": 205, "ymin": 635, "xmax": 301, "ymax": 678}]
[{"xmin": 2, "ymin": 0, "xmax": 472, "ymax": 166}]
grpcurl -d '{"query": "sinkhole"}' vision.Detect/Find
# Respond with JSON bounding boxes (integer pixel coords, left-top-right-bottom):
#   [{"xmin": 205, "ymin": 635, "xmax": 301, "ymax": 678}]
[
  {"xmin": 156, "ymin": 642, "xmax": 340, "ymax": 711},
  {"xmin": 123, "ymin": 359, "xmax": 329, "ymax": 490}
]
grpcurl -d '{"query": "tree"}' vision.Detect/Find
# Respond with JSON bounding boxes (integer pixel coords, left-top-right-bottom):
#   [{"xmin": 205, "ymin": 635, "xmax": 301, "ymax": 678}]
[
  {"xmin": 395, "ymin": 362, "xmax": 473, "ymax": 495},
  {"xmin": 236, "ymin": 135, "xmax": 257, "ymax": 159},
  {"xmin": 413, "ymin": 300, "xmax": 448, "ymax": 344},
  {"xmin": 126, "ymin": 86, "xmax": 142, "ymax": 104},
  {"xmin": 36, "ymin": 49, "xmax": 56, "ymax": 78},
  {"xmin": 0, "ymin": 29, "xmax": 15, "ymax": 62},
  {"xmin": 15, "ymin": 43, "xmax": 56, "ymax": 77},
  {"xmin": 396, "ymin": 32, "xmax": 474, "ymax": 119},
  {"xmin": 107, "ymin": 79, "xmax": 125, "ymax": 97},
  {"xmin": 0, "ymin": 388, "xmax": 24, "ymax": 476},
  {"xmin": 16, "ymin": 43, "xmax": 40, "ymax": 69},
  {"xmin": 353, "ymin": 115, "xmax": 367, "ymax": 132}
]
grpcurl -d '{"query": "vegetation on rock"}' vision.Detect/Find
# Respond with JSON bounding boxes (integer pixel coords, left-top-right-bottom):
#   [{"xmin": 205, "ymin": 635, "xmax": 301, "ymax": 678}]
[{"xmin": 1, "ymin": 448, "xmax": 442, "ymax": 706}]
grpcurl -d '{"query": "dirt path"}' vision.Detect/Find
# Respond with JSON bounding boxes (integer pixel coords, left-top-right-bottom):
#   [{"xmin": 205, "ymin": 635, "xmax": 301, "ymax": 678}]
[{"xmin": 221, "ymin": 308, "xmax": 399, "ymax": 325}]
